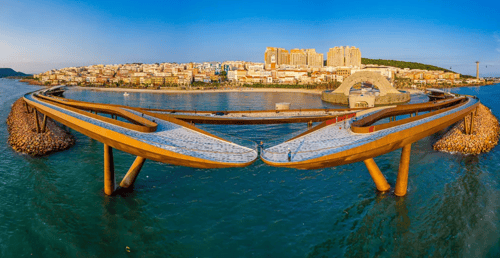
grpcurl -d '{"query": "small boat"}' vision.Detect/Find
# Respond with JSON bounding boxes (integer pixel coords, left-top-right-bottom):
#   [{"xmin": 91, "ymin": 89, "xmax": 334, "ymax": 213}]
[
  {"xmin": 425, "ymin": 88, "xmax": 453, "ymax": 101},
  {"xmin": 123, "ymin": 92, "xmax": 129, "ymax": 96}
]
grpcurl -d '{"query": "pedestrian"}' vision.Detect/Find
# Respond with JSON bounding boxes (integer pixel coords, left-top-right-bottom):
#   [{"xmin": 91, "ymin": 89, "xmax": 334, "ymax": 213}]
[
  {"xmin": 259, "ymin": 141, "xmax": 264, "ymax": 155},
  {"xmin": 287, "ymin": 148, "xmax": 291, "ymax": 162}
]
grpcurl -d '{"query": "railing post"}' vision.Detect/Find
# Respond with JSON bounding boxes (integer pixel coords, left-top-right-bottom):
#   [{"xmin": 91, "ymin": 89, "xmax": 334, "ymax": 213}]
[
  {"xmin": 104, "ymin": 144, "xmax": 115, "ymax": 195},
  {"xmin": 395, "ymin": 144, "xmax": 412, "ymax": 196},
  {"xmin": 363, "ymin": 158, "xmax": 390, "ymax": 192},
  {"xmin": 120, "ymin": 157, "xmax": 146, "ymax": 188}
]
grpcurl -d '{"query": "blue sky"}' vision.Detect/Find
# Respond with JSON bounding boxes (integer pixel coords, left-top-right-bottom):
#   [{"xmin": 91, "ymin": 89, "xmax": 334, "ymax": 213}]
[{"xmin": 1, "ymin": 0, "xmax": 499, "ymax": 76}]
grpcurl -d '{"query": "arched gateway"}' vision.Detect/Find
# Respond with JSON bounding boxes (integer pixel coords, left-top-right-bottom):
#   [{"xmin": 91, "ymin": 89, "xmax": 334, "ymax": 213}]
[
  {"xmin": 333, "ymin": 71, "xmax": 401, "ymax": 96},
  {"xmin": 322, "ymin": 71, "xmax": 410, "ymax": 106}
]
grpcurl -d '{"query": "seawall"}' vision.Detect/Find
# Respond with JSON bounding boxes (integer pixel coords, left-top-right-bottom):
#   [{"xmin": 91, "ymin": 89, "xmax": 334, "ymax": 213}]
[
  {"xmin": 321, "ymin": 91, "xmax": 411, "ymax": 105},
  {"xmin": 7, "ymin": 98, "xmax": 75, "ymax": 156},
  {"xmin": 434, "ymin": 104, "xmax": 499, "ymax": 155}
]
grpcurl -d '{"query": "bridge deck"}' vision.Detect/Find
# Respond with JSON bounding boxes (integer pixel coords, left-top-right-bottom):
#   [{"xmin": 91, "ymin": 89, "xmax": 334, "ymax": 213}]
[
  {"xmin": 25, "ymin": 92, "xmax": 258, "ymax": 166},
  {"xmin": 262, "ymin": 97, "xmax": 479, "ymax": 168}
]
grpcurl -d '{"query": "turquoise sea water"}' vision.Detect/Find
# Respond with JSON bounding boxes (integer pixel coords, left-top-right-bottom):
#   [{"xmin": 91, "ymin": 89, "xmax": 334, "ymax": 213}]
[{"xmin": 1, "ymin": 79, "xmax": 500, "ymax": 257}]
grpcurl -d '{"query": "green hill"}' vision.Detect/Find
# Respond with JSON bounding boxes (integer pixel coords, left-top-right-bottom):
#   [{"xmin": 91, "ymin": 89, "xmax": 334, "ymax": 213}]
[
  {"xmin": 0, "ymin": 68, "xmax": 30, "ymax": 78},
  {"xmin": 361, "ymin": 58, "xmax": 454, "ymax": 73}
]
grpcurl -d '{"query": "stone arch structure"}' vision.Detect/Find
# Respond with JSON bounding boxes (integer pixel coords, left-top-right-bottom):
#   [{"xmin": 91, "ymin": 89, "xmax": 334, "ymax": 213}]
[{"xmin": 333, "ymin": 71, "xmax": 401, "ymax": 96}]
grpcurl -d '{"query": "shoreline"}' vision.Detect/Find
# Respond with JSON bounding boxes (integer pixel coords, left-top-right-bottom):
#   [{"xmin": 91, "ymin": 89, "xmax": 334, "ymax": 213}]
[
  {"xmin": 70, "ymin": 86, "xmax": 324, "ymax": 95},
  {"xmin": 16, "ymin": 79, "xmax": 498, "ymax": 96}
]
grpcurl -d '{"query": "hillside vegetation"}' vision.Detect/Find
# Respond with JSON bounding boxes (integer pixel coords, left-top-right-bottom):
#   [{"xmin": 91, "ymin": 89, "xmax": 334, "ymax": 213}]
[
  {"xmin": 0, "ymin": 68, "xmax": 30, "ymax": 78},
  {"xmin": 361, "ymin": 58, "xmax": 454, "ymax": 73}
]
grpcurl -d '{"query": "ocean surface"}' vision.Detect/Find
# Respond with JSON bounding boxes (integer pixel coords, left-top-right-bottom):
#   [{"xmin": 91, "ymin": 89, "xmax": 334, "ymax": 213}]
[{"xmin": 1, "ymin": 79, "xmax": 500, "ymax": 257}]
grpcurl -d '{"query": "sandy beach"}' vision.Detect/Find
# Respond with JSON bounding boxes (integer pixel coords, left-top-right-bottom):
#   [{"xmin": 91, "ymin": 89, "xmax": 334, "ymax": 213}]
[
  {"xmin": 68, "ymin": 86, "xmax": 431, "ymax": 96},
  {"xmin": 73, "ymin": 86, "xmax": 324, "ymax": 95}
]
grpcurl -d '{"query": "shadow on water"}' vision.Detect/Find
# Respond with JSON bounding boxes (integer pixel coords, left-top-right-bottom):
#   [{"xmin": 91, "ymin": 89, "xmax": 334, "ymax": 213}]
[
  {"xmin": 3, "ymin": 143, "xmax": 191, "ymax": 257},
  {"xmin": 306, "ymin": 154, "xmax": 500, "ymax": 258}
]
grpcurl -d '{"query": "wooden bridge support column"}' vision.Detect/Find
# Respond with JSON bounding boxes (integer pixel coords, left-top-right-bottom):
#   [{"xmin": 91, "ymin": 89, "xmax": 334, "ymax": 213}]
[
  {"xmin": 363, "ymin": 158, "xmax": 390, "ymax": 192},
  {"xmin": 464, "ymin": 116, "xmax": 470, "ymax": 135},
  {"xmin": 104, "ymin": 144, "xmax": 115, "ymax": 195},
  {"xmin": 120, "ymin": 156, "xmax": 146, "ymax": 188},
  {"xmin": 469, "ymin": 112, "xmax": 475, "ymax": 135},
  {"xmin": 395, "ymin": 144, "xmax": 412, "ymax": 196},
  {"xmin": 41, "ymin": 114, "xmax": 47, "ymax": 133},
  {"xmin": 34, "ymin": 109, "xmax": 41, "ymax": 133}
]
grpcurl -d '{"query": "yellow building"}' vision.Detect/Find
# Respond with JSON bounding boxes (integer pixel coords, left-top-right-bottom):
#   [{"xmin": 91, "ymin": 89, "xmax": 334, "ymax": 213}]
[
  {"xmin": 327, "ymin": 46, "xmax": 361, "ymax": 67},
  {"xmin": 130, "ymin": 76, "xmax": 141, "ymax": 85},
  {"xmin": 164, "ymin": 76, "xmax": 179, "ymax": 85},
  {"xmin": 152, "ymin": 77, "xmax": 165, "ymax": 86},
  {"xmin": 277, "ymin": 48, "xmax": 290, "ymax": 65},
  {"xmin": 264, "ymin": 47, "xmax": 277, "ymax": 66},
  {"xmin": 336, "ymin": 68, "xmax": 351, "ymax": 78},
  {"xmin": 290, "ymin": 49, "xmax": 307, "ymax": 66},
  {"xmin": 345, "ymin": 46, "xmax": 361, "ymax": 67},
  {"xmin": 327, "ymin": 46, "xmax": 345, "ymax": 67},
  {"xmin": 265, "ymin": 47, "xmax": 290, "ymax": 66},
  {"xmin": 305, "ymin": 49, "xmax": 324, "ymax": 67}
]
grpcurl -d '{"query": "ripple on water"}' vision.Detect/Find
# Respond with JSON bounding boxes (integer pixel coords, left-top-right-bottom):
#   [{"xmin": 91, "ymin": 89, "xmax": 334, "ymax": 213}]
[{"xmin": 1, "ymin": 81, "xmax": 500, "ymax": 257}]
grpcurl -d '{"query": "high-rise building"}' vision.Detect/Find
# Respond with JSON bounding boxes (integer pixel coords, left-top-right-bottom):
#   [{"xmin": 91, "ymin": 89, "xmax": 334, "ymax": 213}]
[
  {"xmin": 265, "ymin": 47, "xmax": 290, "ymax": 66},
  {"xmin": 264, "ymin": 47, "xmax": 278, "ymax": 66},
  {"xmin": 277, "ymin": 48, "xmax": 290, "ymax": 65},
  {"xmin": 290, "ymin": 49, "xmax": 307, "ymax": 66},
  {"xmin": 305, "ymin": 49, "xmax": 324, "ymax": 67},
  {"xmin": 327, "ymin": 46, "xmax": 361, "ymax": 67},
  {"xmin": 345, "ymin": 46, "xmax": 361, "ymax": 67},
  {"xmin": 327, "ymin": 46, "xmax": 345, "ymax": 67}
]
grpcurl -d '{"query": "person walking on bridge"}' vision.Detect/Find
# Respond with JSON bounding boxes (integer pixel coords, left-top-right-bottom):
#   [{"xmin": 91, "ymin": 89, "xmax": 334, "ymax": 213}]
[
  {"xmin": 258, "ymin": 141, "xmax": 264, "ymax": 155},
  {"xmin": 288, "ymin": 148, "xmax": 292, "ymax": 162}
]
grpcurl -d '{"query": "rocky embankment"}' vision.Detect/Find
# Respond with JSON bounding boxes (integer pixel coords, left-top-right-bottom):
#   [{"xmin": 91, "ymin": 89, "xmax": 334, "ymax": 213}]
[
  {"xmin": 7, "ymin": 98, "xmax": 75, "ymax": 156},
  {"xmin": 434, "ymin": 104, "xmax": 499, "ymax": 154}
]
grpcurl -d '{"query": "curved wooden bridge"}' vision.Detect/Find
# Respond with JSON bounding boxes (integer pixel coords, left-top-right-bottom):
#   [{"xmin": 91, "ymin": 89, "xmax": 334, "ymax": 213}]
[{"xmin": 23, "ymin": 86, "xmax": 479, "ymax": 196}]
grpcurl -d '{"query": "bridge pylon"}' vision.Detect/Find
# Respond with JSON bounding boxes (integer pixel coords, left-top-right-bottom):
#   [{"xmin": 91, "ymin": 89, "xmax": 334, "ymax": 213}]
[
  {"xmin": 103, "ymin": 144, "xmax": 147, "ymax": 195},
  {"xmin": 363, "ymin": 158, "xmax": 390, "ymax": 192},
  {"xmin": 395, "ymin": 144, "xmax": 411, "ymax": 196},
  {"xmin": 104, "ymin": 144, "xmax": 115, "ymax": 195},
  {"xmin": 120, "ymin": 156, "xmax": 147, "ymax": 188}
]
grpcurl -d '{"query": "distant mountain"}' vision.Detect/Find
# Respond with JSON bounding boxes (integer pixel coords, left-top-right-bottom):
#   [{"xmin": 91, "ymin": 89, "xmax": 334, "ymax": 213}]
[{"xmin": 0, "ymin": 68, "xmax": 31, "ymax": 78}]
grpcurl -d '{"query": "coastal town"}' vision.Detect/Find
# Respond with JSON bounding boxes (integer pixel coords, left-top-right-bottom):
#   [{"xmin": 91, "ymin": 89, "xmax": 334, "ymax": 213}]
[{"xmin": 30, "ymin": 46, "xmax": 491, "ymax": 90}]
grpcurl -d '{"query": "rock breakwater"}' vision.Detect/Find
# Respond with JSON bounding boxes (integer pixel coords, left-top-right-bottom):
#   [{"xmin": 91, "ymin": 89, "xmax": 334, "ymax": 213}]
[
  {"xmin": 7, "ymin": 98, "xmax": 75, "ymax": 156},
  {"xmin": 434, "ymin": 104, "xmax": 499, "ymax": 155}
]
